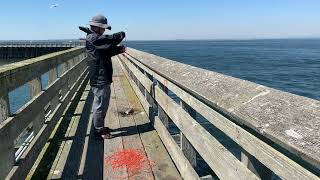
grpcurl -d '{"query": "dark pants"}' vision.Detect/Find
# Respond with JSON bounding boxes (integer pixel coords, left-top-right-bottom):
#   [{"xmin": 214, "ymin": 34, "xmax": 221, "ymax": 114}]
[{"xmin": 91, "ymin": 84, "xmax": 111, "ymax": 131}]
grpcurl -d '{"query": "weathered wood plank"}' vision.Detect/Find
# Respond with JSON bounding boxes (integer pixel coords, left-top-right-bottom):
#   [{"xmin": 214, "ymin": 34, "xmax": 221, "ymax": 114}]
[
  {"xmin": 6, "ymin": 69, "xmax": 89, "ymax": 180},
  {"xmin": 26, "ymin": 110, "xmax": 69, "ymax": 179},
  {"xmin": 117, "ymin": 56, "xmax": 201, "ymax": 180},
  {"xmin": 113, "ymin": 60, "xmax": 154, "ymax": 180},
  {"xmin": 0, "ymin": 90, "xmax": 10, "ymax": 122},
  {"xmin": 0, "ymin": 47, "xmax": 84, "ymax": 94},
  {"xmin": 48, "ymin": 94, "xmax": 88, "ymax": 179},
  {"xmin": 0, "ymin": 59, "xmax": 87, "ymax": 143},
  {"xmin": 126, "ymin": 48, "xmax": 320, "ymax": 169},
  {"xmin": 35, "ymin": 80, "xmax": 90, "ymax": 180},
  {"xmin": 117, "ymin": 57, "xmax": 152, "ymax": 117},
  {"xmin": 0, "ymin": 88, "xmax": 13, "ymax": 180},
  {"xmin": 118, "ymin": 61, "xmax": 182, "ymax": 180},
  {"xmin": 241, "ymin": 149, "xmax": 272, "ymax": 179},
  {"xmin": 180, "ymin": 101, "xmax": 197, "ymax": 168},
  {"xmin": 104, "ymin": 58, "xmax": 128, "ymax": 180},
  {"xmin": 119, "ymin": 54, "xmax": 153, "ymax": 94},
  {"xmin": 48, "ymin": 68, "xmax": 59, "ymax": 113},
  {"xmin": 153, "ymin": 72, "xmax": 319, "ymax": 180},
  {"xmin": 123, "ymin": 51, "xmax": 320, "ymax": 179},
  {"xmin": 154, "ymin": 86, "xmax": 258, "ymax": 180},
  {"xmin": 29, "ymin": 77, "xmax": 45, "ymax": 134}
]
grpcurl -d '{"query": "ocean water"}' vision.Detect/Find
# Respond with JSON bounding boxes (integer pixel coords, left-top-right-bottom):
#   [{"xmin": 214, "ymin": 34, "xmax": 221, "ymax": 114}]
[
  {"xmin": 127, "ymin": 39, "xmax": 320, "ymax": 101},
  {"xmin": 1, "ymin": 39, "xmax": 319, "ymax": 115}
]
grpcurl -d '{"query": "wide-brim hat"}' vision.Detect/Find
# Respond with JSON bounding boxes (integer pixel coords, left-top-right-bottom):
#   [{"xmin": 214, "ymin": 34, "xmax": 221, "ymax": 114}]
[{"xmin": 88, "ymin": 14, "xmax": 111, "ymax": 30}]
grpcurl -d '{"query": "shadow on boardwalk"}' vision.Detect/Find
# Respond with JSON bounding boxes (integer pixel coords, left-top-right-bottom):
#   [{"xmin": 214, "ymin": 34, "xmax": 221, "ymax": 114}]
[{"xmin": 30, "ymin": 79, "xmax": 154, "ymax": 180}]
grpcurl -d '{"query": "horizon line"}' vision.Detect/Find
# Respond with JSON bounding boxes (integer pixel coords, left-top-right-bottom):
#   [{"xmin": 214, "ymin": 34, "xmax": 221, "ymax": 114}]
[{"xmin": 1, "ymin": 37, "xmax": 320, "ymax": 42}]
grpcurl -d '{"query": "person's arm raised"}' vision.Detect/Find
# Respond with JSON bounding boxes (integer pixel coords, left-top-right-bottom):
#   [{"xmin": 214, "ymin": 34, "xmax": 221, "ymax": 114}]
[{"xmin": 93, "ymin": 32, "xmax": 126, "ymax": 49}]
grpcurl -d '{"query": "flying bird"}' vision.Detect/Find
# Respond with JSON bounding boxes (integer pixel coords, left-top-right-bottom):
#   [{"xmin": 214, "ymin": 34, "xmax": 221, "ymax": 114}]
[{"xmin": 50, "ymin": 4, "xmax": 59, "ymax": 8}]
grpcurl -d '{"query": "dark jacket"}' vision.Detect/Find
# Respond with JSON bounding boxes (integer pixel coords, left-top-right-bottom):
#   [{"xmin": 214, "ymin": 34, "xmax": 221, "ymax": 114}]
[{"xmin": 85, "ymin": 31, "xmax": 125, "ymax": 87}]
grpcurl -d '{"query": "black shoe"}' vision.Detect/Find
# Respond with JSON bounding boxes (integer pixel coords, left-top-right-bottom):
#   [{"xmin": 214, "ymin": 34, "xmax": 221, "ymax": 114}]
[{"xmin": 94, "ymin": 128, "xmax": 113, "ymax": 139}]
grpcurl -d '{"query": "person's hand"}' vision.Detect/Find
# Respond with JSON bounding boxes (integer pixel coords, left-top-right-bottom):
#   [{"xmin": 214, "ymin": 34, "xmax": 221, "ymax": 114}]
[
  {"xmin": 119, "ymin": 45, "xmax": 126, "ymax": 53},
  {"xmin": 120, "ymin": 31, "xmax": 126, "ymax": 39}
]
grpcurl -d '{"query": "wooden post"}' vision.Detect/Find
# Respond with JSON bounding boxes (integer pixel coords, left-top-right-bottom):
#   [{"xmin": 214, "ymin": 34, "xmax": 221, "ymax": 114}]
[
  {"xmin": 48, "ymin": 68, "xmax": 59, "ymax": 113},
  {"xmin": 0, "ymin": 90, "xmax": 14, "ymax": 180},
  {"xmin": 62, "ymin": 61, "xmax": 69, "ymax": 75},
  {"xmin": 143, "ymin": 71, "xmax": 148, "ymax": 97},
  {"xmin": 29, "ymin": 77, "xmax": 45, "ymax": 134},
  {"xmin": 0, "ymin": 136, "xmax": 14, "ymax": 180},
  {"xmin": 241, "ymin": 149, "xmax": 272, "ymax": 180},
  {"xmin": 0, "ymin": 90, "xmax": 10, "ymax": 123},
  {"xmin": 157, "ymin": 82, "xmax": 169, "ymax": 128},
  {"xmin": 68, "ymin": 58, "xmax": 75, "ymax": 85},
  {"xmin": 60, "ymin": 61, "xmax": 70, "ymax": 100},
  {"xmin": 180, "ymin": 100, "xmax": 197, "ymax": 167}
]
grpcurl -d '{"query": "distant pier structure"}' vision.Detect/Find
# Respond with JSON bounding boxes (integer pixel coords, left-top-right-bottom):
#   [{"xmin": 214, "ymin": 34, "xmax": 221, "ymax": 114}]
[{"xmin": 0, "ymin": 40, "xmax": 84, "ymax": 59}]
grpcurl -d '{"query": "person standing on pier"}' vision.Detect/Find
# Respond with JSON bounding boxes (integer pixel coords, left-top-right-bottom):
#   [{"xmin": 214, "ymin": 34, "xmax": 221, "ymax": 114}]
[{"xmin": 81, "ymin": 14, "xmax": 126, "ymax": 139}]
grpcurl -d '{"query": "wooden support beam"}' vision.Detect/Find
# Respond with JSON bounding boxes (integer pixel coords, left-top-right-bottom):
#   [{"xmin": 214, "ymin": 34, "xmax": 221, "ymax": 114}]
[
  {"xmin": 0, "ymin": 90, "xmax": 14, "ymax": 180},
  {"xmin": 180, "ymin": 101, "xmax": 197, "ymax": 168},
  {"xmin": 48, "ymin": 68, "xmax": 59, "ymax": 116},
  {"xmin": 29, "ymin": 77, "xmax": 44, "ymax": 134},
  {"xmin": 0, "ymin": 89, "xmax": 10, "ymax": 123},
  {"xmin": 158, "ymin": 82, "xmax": 169, "ymax": 128},
  {"xmin": 241, "ymin": 149, "xmax": 273, "ymax": 180}
]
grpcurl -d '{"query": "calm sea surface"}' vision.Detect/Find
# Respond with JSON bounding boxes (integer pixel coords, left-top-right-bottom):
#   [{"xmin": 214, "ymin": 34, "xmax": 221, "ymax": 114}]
[
  {"xmin": 127, "ymin": 39, "xmax": 320, "ymax": 101},
  {"xmin": 1, "ymin": 39, "xmax": 319, "ymax": 113}
]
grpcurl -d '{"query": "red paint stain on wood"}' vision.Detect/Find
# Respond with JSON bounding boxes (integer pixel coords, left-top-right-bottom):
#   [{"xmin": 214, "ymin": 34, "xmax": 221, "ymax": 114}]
[{"xmin": 105, "ymin": 149, "xmax": 155, "ymax": 180}]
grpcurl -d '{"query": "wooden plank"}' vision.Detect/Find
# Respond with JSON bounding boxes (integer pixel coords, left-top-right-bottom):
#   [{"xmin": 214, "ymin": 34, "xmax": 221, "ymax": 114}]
[
  {"xmin": 104, "ymin": 59, "xmax": 128, "ymax": 180},
  {"xmin": 77, "ymin": 83, "xmax": 97, "ymax": 179},
  {"xmin": 48, "ymin": 89, "xmax": 89, "ymax": 179},
  {"xmin": 121, "ymin": 54, "xmax": 154, "ymax": 78},
  {"xmin": 119, "ymin": 54, "xmax": 153, "ymax": 93},
  {"xmin": 0, "ymin": 60, "xmax": 87, "ymax": 143},
  {"xmin": 123, "ymin": 52, "xmax": 319, "ymax": 179},
  {"xmin": 241, "ymin": 149, "xmax": 272, "ymax": 179},
  {"xmin": 0, "ymin": 89, "xmax": 13, "ymax": 180},
  {"xmin": 48, "ymin": 68, "xmax": 59, "ymax": 112},
  {"xmin": 117, "ymin": 56, "xmax": 152, "ymax": 118},
  {"xmin": 180, "ymin": 101, "xmax": 197, "ymax": 168},
  {"xmin": 154, "ymin": 116, "xmax": 200, "ymax": 180},
  {"xmin": 0, "ymin": 47, "xmax": 84, "ymax": 94},
  {"xmin": 26, "ymin": 108, "xmax": 69, "ymax": 179},
  {"xmin": 6, "ymin": 70, "xmax": 89, "ymax": 180},
  {"xmin": 118, "ymin": 61, "xmax": 182, "ymax": 180},
  {"xmin": 29, "ymin": 77, "xmax": 45, "ymax": 134},
  {"xmin": 117, "ymin": 56, "xmax": 200, "ymax": 180},
  {"xmin": 154, "ymin": 86, "xmax": 258, "ymax": 180},
  {"xmin": 77, "ymin": 110, "xmax": 93, "ymax": 179},
  {"xmin": 153, "ymin": 72, "xmax": 319, "ymax": 180},
  {"xmin": 112, "ymin": 60, "xmax": 154, "ymax": 180},
  {"xmin": 36, "ymin": 80, "xmax": 91, "ymax": 180},
  {"xmin": 126, "ymin": 48, "xmax": 320, "ymax": 170}
]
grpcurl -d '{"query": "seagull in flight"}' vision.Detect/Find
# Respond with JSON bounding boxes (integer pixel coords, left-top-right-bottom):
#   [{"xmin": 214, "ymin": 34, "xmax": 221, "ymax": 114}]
[{"xmin": 50, "ymin": 4, "xmax": 59, "ymax": 8}]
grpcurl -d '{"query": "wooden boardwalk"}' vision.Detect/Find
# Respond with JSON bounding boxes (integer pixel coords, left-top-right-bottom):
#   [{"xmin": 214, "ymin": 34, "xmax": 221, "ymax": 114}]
[
  {"xmin": 26, "ymin": 58, "xmax": 181, "ymax": 180},
  {"xmin": 2, "ymin": 46, "xmax": 318, "ymax": 180}
]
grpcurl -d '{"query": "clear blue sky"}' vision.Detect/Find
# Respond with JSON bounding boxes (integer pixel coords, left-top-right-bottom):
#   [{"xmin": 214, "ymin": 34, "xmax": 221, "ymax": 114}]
[{"xmin": 0, "ymin": 0, "xmax": 319, "ymax": 40}]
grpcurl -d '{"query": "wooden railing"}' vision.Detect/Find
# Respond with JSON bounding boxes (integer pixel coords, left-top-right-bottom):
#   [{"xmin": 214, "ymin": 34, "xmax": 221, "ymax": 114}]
[
  {"xmin": 117, "ymin": 48, "xmax": 320, "ymax": 180},
  {"xmin": 0, "ymin": 47, "xmax": 88, "ymax": 179},
  {"xmin": 0, "ymin": 41, "xmax": 84, "ymax": 47}
]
